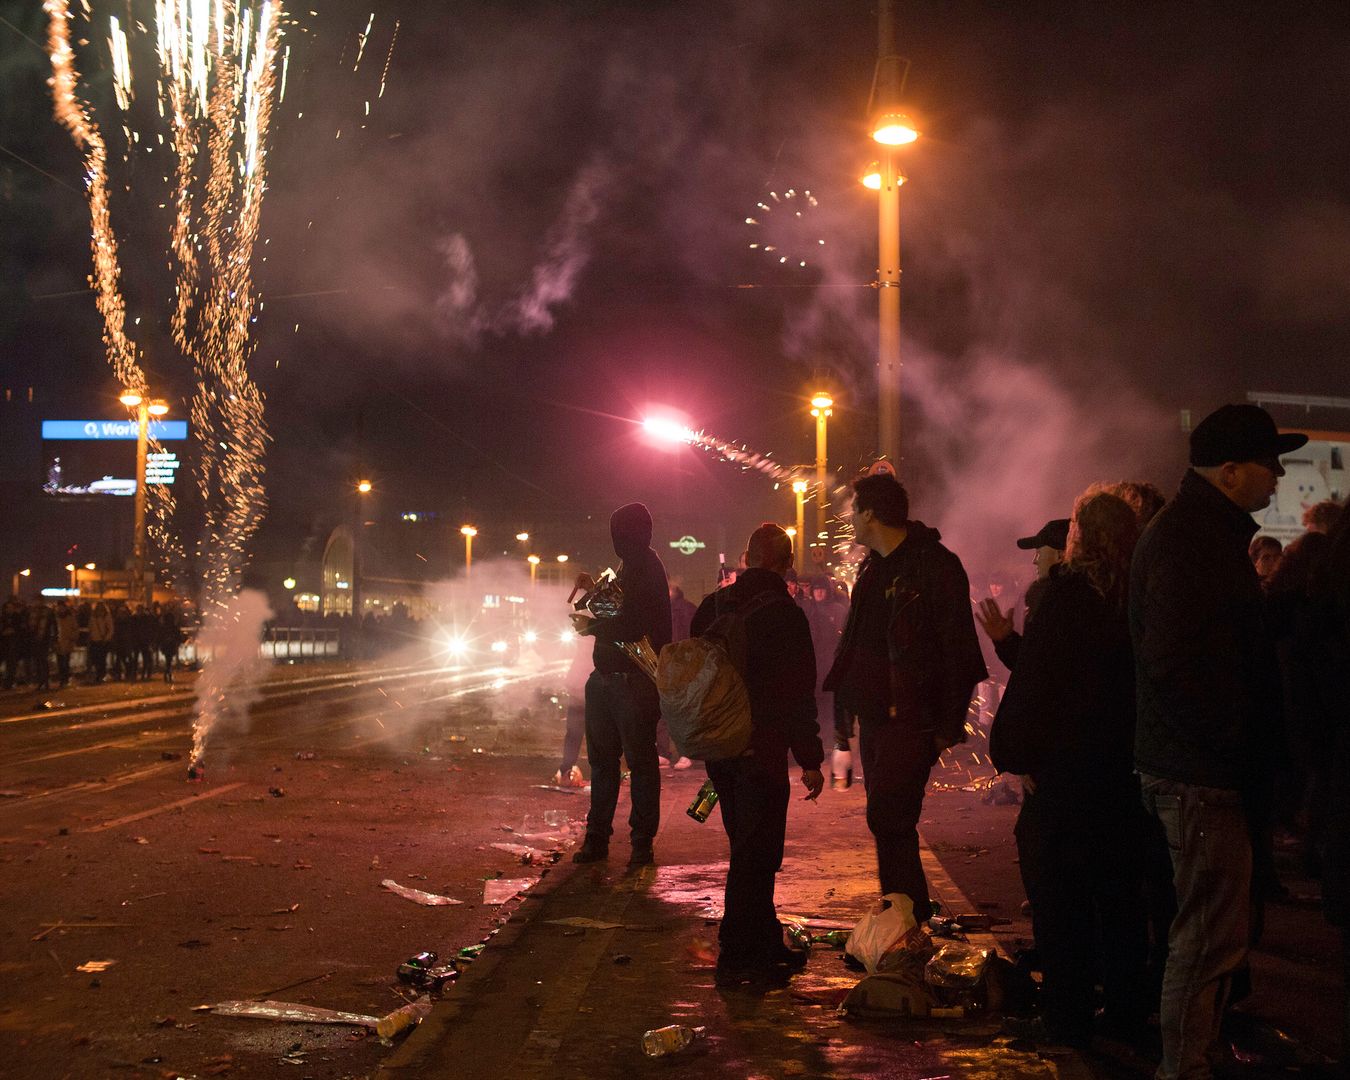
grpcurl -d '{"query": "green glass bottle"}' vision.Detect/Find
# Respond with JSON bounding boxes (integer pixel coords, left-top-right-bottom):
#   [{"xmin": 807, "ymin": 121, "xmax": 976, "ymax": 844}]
[{"xmin": 686, "ymin": 779, "xmax": 719, "ymax": 823}]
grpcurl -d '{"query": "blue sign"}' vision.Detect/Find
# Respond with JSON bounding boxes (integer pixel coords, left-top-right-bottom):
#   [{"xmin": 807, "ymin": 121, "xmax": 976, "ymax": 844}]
[{"xmin": 42, "ymin": 419, "xmax": 188, "ymax": 441}]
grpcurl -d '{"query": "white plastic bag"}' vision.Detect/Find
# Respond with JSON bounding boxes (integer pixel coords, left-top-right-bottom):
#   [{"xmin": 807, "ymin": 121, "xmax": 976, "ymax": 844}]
[{"xmin": 845, "ymin": 892, "xmax": 918, "ymax": 975}]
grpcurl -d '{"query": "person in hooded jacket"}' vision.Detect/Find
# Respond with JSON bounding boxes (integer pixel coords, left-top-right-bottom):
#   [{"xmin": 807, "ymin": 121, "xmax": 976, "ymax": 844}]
[
  {"xmin": 570, "ymin": 502, "xmax": 672, "ymax": 867},
  {"xmin": 689, "ymin": 523, "xmax": 825, "ymax": 981},
  {"xmin": 823, "ymin": 473, "xmax": 987, "ymax": 918},
  {"xmin": 990, "ymin": 490, "xmax": 1150, "ymax": 1046}
]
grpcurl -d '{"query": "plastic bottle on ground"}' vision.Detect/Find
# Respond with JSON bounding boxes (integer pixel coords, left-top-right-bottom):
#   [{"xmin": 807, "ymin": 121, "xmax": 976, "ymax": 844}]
[{"xmin": 640, "ymin": 1024, "xmax": 701, "ymax": 1057}]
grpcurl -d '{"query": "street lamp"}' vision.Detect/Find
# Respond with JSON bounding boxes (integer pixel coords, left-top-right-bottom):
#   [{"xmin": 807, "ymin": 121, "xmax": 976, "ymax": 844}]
[
  {"xmin": 11, "ymin": 567, "xmax": 31, "ymax": 598},
  {"xmin": 66, "ymin": 563, "xmax": 77, "ymax": 591},
  {"xmin": 353, "ymin": 480, "xmax": 372, "ymax": 618},
  {"xmin": 460, "ymin": 525, "xmax": 477, "ymax": 577},
  {"xmin": 810, "ymin": 393, "xmax": 834, "ymax": 558},
  {"xmin": 868, "ymin": 0, "xmax": 918, "ymax": 466},
  {"xmin": 556, "ymin": 554, "xmax": 569, "ymax": 563},
  {"xmin": 120, "ymin": 390, "xmax": 168, "ymax": 607},
  {"xmin": 356, "ymin": 479, "xmax": 373, "ymax": 494},
  {"xmin": 791, "ymin": 480, "xmax": 808, "ymax": 574},
  {"xmin": 515, "ymin": 532, "xmax": 530, "ymax": 543},
  {"xmin": 527, "ymin": 553, "xmax": 541, "ymax": 588}
]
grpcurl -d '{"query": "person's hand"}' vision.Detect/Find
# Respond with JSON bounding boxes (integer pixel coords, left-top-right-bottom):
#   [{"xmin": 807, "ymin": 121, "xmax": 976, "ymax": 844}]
[
  {"xmin": 801, "ymin": 769, "xmax": 825, "ymax": 801},
  {"xmin": 975, "ymin": 598, "xmax": 1015, "ymax": 643},
  {"xmin": 1019, "ymin": 774, "xmax": 1037, "ymax": 796},
  {"xmin": 566, "ymin": 572, "xmax": 597, "ymax": 606}
]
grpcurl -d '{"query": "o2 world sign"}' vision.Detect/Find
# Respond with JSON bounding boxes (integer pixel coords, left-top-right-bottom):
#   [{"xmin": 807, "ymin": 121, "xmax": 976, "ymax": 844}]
[{"xmin": 668, "ymin": 535, "xmax": 706, "ymax": 556}]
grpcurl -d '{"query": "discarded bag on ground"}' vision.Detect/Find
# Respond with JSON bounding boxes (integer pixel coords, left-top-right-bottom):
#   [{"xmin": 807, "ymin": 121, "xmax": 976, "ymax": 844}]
[
  {"xmin": 839, "ymin": 971, "xmax": 934, "ymax": 1019},
  {"xmin": 845, "ymin": 892, "xmax": 918, "ymax": 975}
]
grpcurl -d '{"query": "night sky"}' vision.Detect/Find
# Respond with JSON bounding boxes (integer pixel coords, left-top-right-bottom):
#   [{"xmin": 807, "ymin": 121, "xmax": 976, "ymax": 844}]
[{"xmin": 2, "ymin": 1, "xmax": 1347, "ymax": 578}]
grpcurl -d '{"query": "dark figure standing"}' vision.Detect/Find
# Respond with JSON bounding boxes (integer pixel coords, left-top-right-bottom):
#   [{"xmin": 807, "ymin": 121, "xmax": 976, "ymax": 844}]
[
  {"xmin": 28, "ymin": 601, "xmax": 56, "ymax": 691},
  {"xmin": 975, "ymin": 518, "xmax": 1068, "ymax": 671},
  {"xmin": 158, "ymin": 605, "xmax": 183, "ymax": 684},
  {"xmin": 113, "ymin": 603, "xmax": 135, "ymax": 680},
  {"xmin": 823, "ymin": 474, "xmax": 987, "ymax": 917},
  {"xmin": 134, "ymin": 605, "xmax": 158, "ymax": 679},
  {"xmin": 2, "ymin": 597, "xmax": 29, "ymax": 688},
  {"xmin": 689, "ymin": 524, "xmax": 825, "ymax": 981},
  {"xmin": 1133, "ymin": 405, "xmax": 1302, "ymax": 1080},
  {"xmin": 571, "ymin": 503, "xmax": 672, "ymax": 868},
  {"xmin": 990, "ymin": 491, "xmax": 1150, "ymax": 1046}
]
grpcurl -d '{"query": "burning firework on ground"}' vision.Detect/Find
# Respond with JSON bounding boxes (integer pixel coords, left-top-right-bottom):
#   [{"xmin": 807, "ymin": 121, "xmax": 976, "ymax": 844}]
[{"xmin": 45, "ymin": 0, "xmax": 288, "ymax": 773}]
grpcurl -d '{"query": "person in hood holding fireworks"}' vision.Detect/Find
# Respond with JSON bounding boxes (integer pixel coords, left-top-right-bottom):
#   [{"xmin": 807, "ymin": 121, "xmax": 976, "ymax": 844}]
[
  {"xmin": 571, "ymin": 502, "xmax": 672, "ymax": 868},
  {"xmin": 823, "ymin": 473, "xmax": 987, "ymax": 918}
]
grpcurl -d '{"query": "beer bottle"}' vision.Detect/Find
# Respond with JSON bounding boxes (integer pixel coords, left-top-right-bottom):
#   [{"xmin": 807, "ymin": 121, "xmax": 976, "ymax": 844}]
[{"xmin": 686, "ymin": 779, "xmax": 719, "ymax": 823}]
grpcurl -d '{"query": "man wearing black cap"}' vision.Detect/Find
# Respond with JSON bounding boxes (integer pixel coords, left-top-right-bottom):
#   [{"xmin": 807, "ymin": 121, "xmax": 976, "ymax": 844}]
[
  {"xmin": 975, "ymin": 518, "xmax": 1070, "ymax": 670},
  {"xmin": 571, "ymin": 502, "xmax": 672, "ymax": 868},
  {"xmin": 1132, "ymin": 404, "xmax": 1305, "ymax": 1080}
]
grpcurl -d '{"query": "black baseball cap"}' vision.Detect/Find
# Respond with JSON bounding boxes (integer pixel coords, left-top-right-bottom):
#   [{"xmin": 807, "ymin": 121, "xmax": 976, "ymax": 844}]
[
  {"xmin": 1016, "ymin": 519, "xmax": 1070, "ymax": 551},
  {"xmin": 1189, "ymin": 404, "xmax": 1307, "ymax": 467}
]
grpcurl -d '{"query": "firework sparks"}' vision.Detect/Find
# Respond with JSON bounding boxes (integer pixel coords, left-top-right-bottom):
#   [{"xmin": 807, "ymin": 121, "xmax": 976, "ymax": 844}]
[
  {"xmin": 48, "ymin": 0, "xmax": 286, "ymax": 775},
  {"xmin": 744, "ymin": 186, "xmax": 825, "ymax": 270},
  {"xmin": 641, "ymin": 417, "xmax": 797, "ymax": 485}
]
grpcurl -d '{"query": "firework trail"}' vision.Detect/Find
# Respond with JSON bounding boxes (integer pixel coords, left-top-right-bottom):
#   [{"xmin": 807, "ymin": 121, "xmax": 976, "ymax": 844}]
[{"xmin": 641, "ymin": 418, "xmax": 799, "ymax": 485}]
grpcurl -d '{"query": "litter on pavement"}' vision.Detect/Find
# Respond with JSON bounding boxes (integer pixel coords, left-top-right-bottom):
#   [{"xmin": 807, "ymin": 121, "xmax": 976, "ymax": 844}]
[
  {"xmin": 483, "ymin": 877, "xmax": 537, "ymax": 904},
  {"xmin": 206, "ymin": 1000, "xmax": 380, "ymax": 1027},
  {"xmin": 381, "ymin": 879, "xmax": 464, "ymax": 906}
]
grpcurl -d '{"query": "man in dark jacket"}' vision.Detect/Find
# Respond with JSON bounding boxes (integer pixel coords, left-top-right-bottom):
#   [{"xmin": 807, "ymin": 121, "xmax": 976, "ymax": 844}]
[
  {"xmin": 690, "ymin": 523, "xmax": 824, "ymax": 980},
  {"xmin": 571, "ymin": 502, "xmax": 672, "ymax": 867},
  {"xmin": 823, "ymin": 474, "xmax": 987, "ymax": 918},
  {"xmin": 1133, "ymin": 404, "xmax": 1304, "ymax": 1080}
]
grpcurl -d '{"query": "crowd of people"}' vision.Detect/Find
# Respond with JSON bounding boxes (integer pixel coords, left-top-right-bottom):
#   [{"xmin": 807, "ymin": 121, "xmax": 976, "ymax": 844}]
[
  {"xmin": 0, "ymin": 596, "xmax": 188, "ymax": 690},
  {"xmin": 558, "ymin": 402, "xmax": 1348, "ymax": 1076}
]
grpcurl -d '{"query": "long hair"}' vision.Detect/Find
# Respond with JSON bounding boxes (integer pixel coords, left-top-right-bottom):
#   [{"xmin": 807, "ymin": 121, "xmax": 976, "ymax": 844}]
[{"xmin": 1064, "ymin": 491, "xmax": 1138, "ymax": 609}]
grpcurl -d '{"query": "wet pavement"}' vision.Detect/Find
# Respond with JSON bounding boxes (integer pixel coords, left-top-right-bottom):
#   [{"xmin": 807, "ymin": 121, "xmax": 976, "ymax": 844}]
[{"xmin": 384, "ymin": 770, "xmax": 1090, "ymax": 1080}]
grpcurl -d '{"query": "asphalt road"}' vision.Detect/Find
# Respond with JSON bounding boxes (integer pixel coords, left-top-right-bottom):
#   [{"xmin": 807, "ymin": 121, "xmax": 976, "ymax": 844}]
[{"xmin": 0, "ymin": 658, "xmax": 1343, "ymax": 1079}]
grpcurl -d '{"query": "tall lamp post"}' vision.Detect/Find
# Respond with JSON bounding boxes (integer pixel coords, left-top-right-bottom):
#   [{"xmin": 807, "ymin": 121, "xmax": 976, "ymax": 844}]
[
  {"xmin": 791, "ymin": 480, "xmax": 808, "ymax": 574},
  {"xmin": 527, "ymin": 553, "xmax": 541, "ymax": 588},
  {"xmin": 461, "ymin": 525, "xmax": 477, "ymax": 578},
  {"xmin": 119, "ymin": 391, "xmax": 169, "ymax": 607},
  {"xmin": 809, "ymin": 393, "xmax": 833, "ymax": 557},
  {"xmin": 868, "ymin": 0, "xmax": 918, "ymax": 466},
  {"xmin": 12, "ymin": 567, "xmax": 31, "ymax": 598}
]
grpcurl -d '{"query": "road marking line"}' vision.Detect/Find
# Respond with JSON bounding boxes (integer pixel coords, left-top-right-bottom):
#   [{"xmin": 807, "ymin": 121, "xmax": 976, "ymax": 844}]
[{"xmin": 81, "ymin": 781, "xmax": 246, "ymax": 832}]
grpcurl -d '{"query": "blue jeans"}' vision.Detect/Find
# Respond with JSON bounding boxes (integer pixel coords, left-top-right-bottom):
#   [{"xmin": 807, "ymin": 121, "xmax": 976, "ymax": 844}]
[
  {"xmin": 583, "ymin": 671, "xmax": 660, "ymax": 847},
  {"xmin": 1140, "ymin": 774, "xmax": 1251, "ymax": 1080}
]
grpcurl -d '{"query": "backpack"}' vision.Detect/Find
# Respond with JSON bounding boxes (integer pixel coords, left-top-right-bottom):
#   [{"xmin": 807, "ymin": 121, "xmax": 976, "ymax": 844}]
[{"xmin": 656, "ymin": 588, "xmax": 787, "ymax": 761}]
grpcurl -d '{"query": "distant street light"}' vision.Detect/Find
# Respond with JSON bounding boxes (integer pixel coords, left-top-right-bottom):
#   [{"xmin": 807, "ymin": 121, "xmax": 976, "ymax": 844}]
[
  {"xmin": 556, "ymin": 554, "xmax": 569, "ymax": 563},
  {"xmin": 356, "ymin": 479, "xmax": 373, "ymax": 494},
  {"xmin": 791, "ymin": 480, "xmax": 808, "ymax": 574},
  {"xmin": 515, "ymin": 532, "xmax": 530, "ymax": 543},
  {"xmin": 461, "ymin": 525, "xmax": 478, "ymax": 577},
  {"xmin": 527, "ymin": 553, "xmax": 541, "ymax": 588},
  {"xmin": 120, "ymin": 390, "xmax": 169, "ymax": 607},
  {"xmin": 283, "ymin": 577, "xmax": 297, "ymax": 590},
  {"xmin": 66, "ymin": 563, "xmax": 77, "ymax": 591},
  {"xmin": 810, "ymin": 393, "xmax": 834, "ymax": 559},
  {"xmin": 11, "ymin": 567, "xmax": 31, "ymax": 598}
]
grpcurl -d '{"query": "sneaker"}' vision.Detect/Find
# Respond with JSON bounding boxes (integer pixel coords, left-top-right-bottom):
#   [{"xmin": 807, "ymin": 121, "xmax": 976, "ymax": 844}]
[
  {"xmin": 572, "ymin": 839, "xmax": 609, "ymax": 864},
  {"xmin": 627, "ymin": 841, "xmax": 654, "ymax": 867},
  {"xmin": 565, "ymin": 765, "xmax": 586, "ymax": 788},
  {"xmin": 673, "ymin": 756, "xmax": 692, "ymax": 770},
  {"xmin": 550, "ymin": 770, "xmax": 563, "ymax": 785},
  {"xmin": 657, "ymin": 755, "xmax": 672, "ymax": 768}
]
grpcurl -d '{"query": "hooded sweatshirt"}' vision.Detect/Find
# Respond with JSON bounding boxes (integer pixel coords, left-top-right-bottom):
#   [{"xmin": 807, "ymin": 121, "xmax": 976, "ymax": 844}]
[{"xmin": 586, "ymin": 502, "xmax": 673, "ymax": 674}]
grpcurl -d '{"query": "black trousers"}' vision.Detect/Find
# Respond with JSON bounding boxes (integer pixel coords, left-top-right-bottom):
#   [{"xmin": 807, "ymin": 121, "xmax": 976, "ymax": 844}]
[
  {"xmin": 1015, "ymin": 791, "xmax": 1151, "ymax": 1040},
  {"xmin": 707, "ymin": 757, "xmax": 790, "ymax": 959},
  {"xmin": 858, "ymin": 718, "xmax": 938, "ymax": 916},
  {"xmin": 560, "ymin": 705, "xmax": 586, "ymax": 773},
  {"xmin": 583, "ymin": 671, "xmax": 660, "ymax": 846}
]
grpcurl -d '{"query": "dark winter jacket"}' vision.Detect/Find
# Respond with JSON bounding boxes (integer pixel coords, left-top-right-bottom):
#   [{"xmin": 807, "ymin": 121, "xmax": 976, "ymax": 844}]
[
  {"xmin": 690, "ymin": 568, "xmax": 823, "ymax": 771},
  {"xmin": 1131, "ymin": 469, "xmax": 1281, "ymax": 792},
  {"xmin": 990, "ymin": 569, "xmax": 1138, "ymax": 813},
  {"xmin": 585, "ymin": 502, "xmax": 673, "ymax": 674},
  {"xmin": 823, "ymin": 522, "xmax": 987, "ymax": 747}
]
